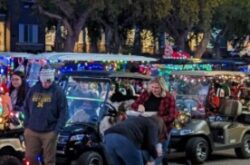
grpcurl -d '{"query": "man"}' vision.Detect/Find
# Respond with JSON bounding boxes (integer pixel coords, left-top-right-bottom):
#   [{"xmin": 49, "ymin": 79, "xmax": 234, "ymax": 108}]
[
  {"xmin": 23, "ymin": 67, "xmax": 68, "ymax": 165},
  {"xmin": 104, "ymin": 115, "xmax": 166, "ymax": 165}
]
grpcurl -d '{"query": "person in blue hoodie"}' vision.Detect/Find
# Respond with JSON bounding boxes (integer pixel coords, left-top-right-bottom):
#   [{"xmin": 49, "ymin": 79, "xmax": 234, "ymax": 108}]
[{"xmin": 23, "ymin": 66, "xmax": 68, "ymax": 165}]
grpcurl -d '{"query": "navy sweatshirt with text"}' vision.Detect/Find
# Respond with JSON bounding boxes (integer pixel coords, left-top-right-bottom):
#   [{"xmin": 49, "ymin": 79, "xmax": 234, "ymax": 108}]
[{"xmin": 23, "ymin": 82, "xmax": 68, "ymax": 133}]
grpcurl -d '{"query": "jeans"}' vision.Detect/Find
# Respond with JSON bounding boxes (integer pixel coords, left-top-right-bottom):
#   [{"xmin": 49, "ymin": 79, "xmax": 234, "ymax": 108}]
[
  {"xmin": 104, "ymin": 133, "xmax": 144, "ymax": 165},
  {"xmin": 143, "ymin": 131, "xmax": 172, "ymax": 165}
]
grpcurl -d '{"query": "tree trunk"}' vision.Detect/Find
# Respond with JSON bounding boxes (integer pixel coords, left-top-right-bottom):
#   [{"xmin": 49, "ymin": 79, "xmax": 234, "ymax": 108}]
[
  {"xmin": 90, "ymin": 39, "xmax": 99, "ymax": 53},
  {"xmin": 82, "ymin": 28, "xmax": 87, "ymax": 52},
  {"xmin": 213, "ymin": 32, "xmax": 224, "ymax": 59},
  {"xmin": 175, "ymin": 31, "xmax": 187, "ymax": 51},
  {"xmin": 113, "ymin": 26, "xmax": 120, "ymax": 53},
  {"xmin": 64, "ymin": 35, "xmax": 77, "ymax": 52},
  {"xmin": 104, "ymin": 27, "xmax": 113, "ymax": 53},
  {"xmin": 194, "ymin": 31, "xmax": 211, "ymax": 58},
  {"xmin": 63, "ymin": 20, "xmax": 87, "ymax": 52},
  {"xmin": 158, "ymin": 32, "xmax": 165, "ymax": 55},
  {"xmin": 54, "ymin": 21, "xmax": 63, "ymax": 51},
  {"xmin": 133, "ymin": 25, "xmax": 142, "ymax": 54}
]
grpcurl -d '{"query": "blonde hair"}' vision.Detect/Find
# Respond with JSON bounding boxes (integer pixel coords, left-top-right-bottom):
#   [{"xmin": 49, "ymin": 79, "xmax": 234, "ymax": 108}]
[{"xmin": 148, "ymin": 77, "xmax": 168, "ymax": 97}]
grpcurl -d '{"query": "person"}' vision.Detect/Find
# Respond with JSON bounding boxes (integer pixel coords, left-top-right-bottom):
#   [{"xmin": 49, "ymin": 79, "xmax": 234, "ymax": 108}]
[
  {"xmin": 104, "ymin": 115, "xmax": 166, "ymax": 165},
  {"xmin": 9, "ymin": 71, "xmax": 29, "ymax": 112},
  {"xmin": 0, "ymin": 84, "xmax": 12, "ymax": 129},
  {"xmin": 23, "ymin": 67, "xmax": 68, "ymax": 165},
  {"xmin": 99, "ymin": 102, "xmax": 128, "ymax": 136},
  {"xmin": 131, "ymin": 76, "xmax": 176, "ymax": 134},
  {"xmin": 110, "ymin": 82, "xmax": 137, "ymax": 102},
  {"xmin": 69, "ymin": 81, "xmax": 99, "ymax": 122},
  {"xmin": 131, "ymin": 76, "xmax": 177, "ymax": 164}
]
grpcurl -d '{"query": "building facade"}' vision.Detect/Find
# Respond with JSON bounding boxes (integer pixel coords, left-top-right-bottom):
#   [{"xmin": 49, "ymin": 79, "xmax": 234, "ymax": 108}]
[{"xmin": 0, "ymin": 0, "xmax": 45, "ymax": 53}]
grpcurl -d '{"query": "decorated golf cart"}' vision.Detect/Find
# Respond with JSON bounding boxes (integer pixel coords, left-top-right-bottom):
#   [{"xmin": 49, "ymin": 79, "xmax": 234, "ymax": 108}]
[
  {"xmin": 169, "ymin": 70, "xmax": 250, "ymax": 164},
  {"xmin": 25, "ymin": 52, "xmax": 156, "ymax": 85},
  {"xmin": 0, "ymin": 52, "xmax": 34, "ymax": 164},
  {"xmin": 55, "ymin": 70, "xmax": 152, "ymax": 165}
]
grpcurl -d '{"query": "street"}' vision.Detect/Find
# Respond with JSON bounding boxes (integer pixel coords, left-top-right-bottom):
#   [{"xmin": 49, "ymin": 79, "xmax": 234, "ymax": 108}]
[{"xmin": 168, "ymin": 149, "xmax": 250, "ymax": 165}]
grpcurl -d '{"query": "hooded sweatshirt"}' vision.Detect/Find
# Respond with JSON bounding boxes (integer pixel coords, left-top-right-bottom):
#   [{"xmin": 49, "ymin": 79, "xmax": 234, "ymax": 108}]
[{"xmin": 23, "ymin": 82, "xmax": 68, "ymax": 133}]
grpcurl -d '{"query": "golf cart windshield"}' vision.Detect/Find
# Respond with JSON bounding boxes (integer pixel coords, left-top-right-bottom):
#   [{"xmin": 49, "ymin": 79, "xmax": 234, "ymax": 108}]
[
  {"xmin": 64, "ymin": 76, "xmax": 110, "ymax": 125},
  {"xmin": 170, "ymin": 75, "xmax": 209, "ymax": 117}
]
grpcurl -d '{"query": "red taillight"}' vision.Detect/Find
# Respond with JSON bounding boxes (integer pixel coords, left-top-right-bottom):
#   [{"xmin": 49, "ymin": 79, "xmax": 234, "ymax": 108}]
[
  {"xmin": 10, "ymin": 112, "xmax": 14, "ymax": 117},
  {"xmin": 23, "ymin": 158, "xmax": 31, "ymax": 165}
]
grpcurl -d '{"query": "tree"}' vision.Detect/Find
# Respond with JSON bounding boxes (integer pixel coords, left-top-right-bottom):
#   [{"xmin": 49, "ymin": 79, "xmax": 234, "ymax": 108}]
[
  {"xmin": 131, "ymin": 0, "xmax": 171, "ymax": 55},
  {"xmin": 193, "ymin": 0, "xmax": 222, "ymax": 58},
  {"xmin": 94, "ymin": 0, "xmax": 171, "ymax": 54},
  {"xmin": 212, "ymin": 0, "xmax": 250, "ymax": 56},
  {"xmin": 35, "ymin": 0, "xmax": 104, "ymax": 51},
  {"xmin": 0, "ymin": 0, "xmax": 7, "ymax": 10},
  {"xmin": 163, "ymin": 0, "xmax": 222, "ymax": 58},
  {"xmin": 164, "ymin": 0, "xmax": 200, "ymax": 52}
]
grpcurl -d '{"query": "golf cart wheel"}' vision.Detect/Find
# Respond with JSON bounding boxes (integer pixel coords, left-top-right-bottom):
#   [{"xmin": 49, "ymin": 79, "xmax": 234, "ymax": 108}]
[
  {"xmin": 76, "ymin": 151, "xmax": 103, "ymax": 165},
  {"xmin": 235, "ymin": 134, "xmax": 250, "ymax": 158},
  {"xmin": 0, "ymin": 155, "xmax": 22, "ymax": 165},
  {"xmin": 185, "ymin": 137, "xmax": 209, "ymax": 164}
]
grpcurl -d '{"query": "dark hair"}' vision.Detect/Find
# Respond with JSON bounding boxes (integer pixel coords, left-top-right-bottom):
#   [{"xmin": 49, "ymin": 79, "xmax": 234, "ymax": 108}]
[{"xmin": 9, "ymin": 71, "xmax": 27, "ymax": 107}]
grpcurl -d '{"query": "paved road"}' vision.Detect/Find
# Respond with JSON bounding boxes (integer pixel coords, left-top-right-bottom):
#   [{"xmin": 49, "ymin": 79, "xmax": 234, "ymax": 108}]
[{"xmin": 168, "ymin": 149, "xmax": 250, "ymax": 165}]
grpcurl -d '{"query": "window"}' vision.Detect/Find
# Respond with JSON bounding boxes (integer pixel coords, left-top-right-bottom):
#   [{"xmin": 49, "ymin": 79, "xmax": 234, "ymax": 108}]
[
  {"xmin": 0, "ymin": 22, "xmax": 5, "ymax": 51},
  {"xmin": 19, "ymin": 24, "xmax": 38, "ymax": 43}
]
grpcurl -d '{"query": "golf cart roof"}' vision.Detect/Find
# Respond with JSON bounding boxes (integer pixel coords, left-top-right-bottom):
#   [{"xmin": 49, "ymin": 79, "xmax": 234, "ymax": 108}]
[
  {"xmin": 172, "ymin": 70, "xmax": 246, "ymax": 77},
  {"xmin": 0, "ymin": 52, "xmax": 34, "ymax": 58},
  {"xmin": 109, "ymin": 72, "xmax": 152, "ymax": 80},
  {"xmin": 59, "ymin": 70, "xmax": 111, "ymax": 80},
  {"xmin": 60, "ymin": 71, "xmax": 152, "ymax": 80},
  {"xmin": 34, "ymin": 52, "xmax": 157, "ymax": 62},
  {"xmin": 155, "ymin": 58, "xmax": 246, "ymax": 65}
]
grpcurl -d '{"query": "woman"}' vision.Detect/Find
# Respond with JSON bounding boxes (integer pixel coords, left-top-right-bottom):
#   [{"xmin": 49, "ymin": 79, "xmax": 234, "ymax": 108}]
[
  {"xmin": 131, "ymin": 77, "xmax": 177, "ymax": 164},
  {"xmin": 9, "ymin": 71, "xmax": 28, "ymax": 112},
  {"xmin": 131, "ymin": 77, "xmax": 176, "ymax": 133}
]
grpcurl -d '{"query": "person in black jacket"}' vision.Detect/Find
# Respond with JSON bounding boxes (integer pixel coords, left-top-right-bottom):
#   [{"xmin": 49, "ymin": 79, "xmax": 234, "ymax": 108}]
[{"xmin": 104, "ymin": 115, "xmax": 166, "ymax": 165}]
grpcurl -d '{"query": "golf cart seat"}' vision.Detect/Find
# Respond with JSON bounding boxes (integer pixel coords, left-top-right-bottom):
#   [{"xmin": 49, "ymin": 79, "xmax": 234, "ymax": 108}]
[{"xmin": 210, "ymin": 99, "xmax": 242, "ymax": 129}]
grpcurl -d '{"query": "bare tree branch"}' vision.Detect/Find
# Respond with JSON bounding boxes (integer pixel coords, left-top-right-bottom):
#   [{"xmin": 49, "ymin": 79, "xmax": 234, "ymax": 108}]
[
  {"xmin": 52, "ymin": 0, "xmax": 74, "ymax": 19},
  {"xmin": 74, "ymin": 7, "xmax": 96, "ymax": 34},
  {"xmin": 37, "ymin": 5, "xmax": 62, "ymax": 20}
]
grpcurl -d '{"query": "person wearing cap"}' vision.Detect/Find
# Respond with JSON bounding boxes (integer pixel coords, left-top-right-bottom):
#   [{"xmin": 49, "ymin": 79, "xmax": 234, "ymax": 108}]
[{"xmin": 23, "ymin": 66, "xmax": 68, "ymax": 165}]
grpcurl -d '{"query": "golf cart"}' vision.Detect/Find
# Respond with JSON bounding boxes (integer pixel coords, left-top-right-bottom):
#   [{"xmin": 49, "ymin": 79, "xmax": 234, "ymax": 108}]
[
  {"xmin": 56, "ymin": 71, "xmax": 117, "ymax": 165},
  {"xmin": 56, "ymin": 71, "xmax": 152, "ymax": 165},
  {"xmin": 0, "ymin": 128, "xmax": 24, "ymax": 163},
  {"xmin": 169, "ymin": 71, "xmax": 250, "ymax": 164}
]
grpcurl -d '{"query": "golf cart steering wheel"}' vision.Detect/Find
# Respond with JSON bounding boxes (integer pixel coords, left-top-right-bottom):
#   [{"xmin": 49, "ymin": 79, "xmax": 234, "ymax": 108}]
[{"xmin": 103, "ymin": 102, "xmax": 118, "ymax": 117}]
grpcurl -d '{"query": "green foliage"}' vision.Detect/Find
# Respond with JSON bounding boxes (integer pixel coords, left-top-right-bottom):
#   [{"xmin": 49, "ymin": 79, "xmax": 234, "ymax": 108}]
[
  {"xmin": 213, "ymin": 0, "xmax": 250, "ymax": 41},
  {"xmin": 0, "ymin": 0, "xmax": 6, "ymax": 10},
  {"xmin": 36, "ymin": 0, "xmax": 104, "ymax": 21}
]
